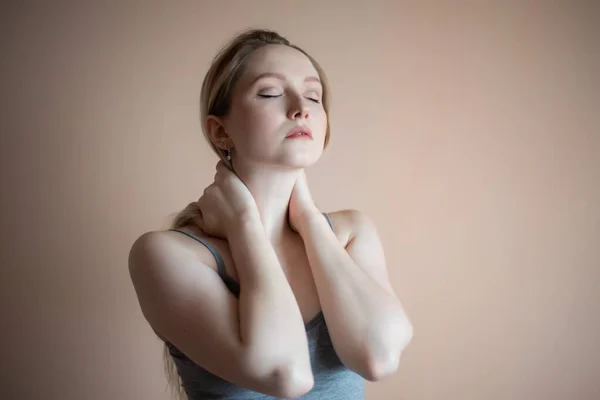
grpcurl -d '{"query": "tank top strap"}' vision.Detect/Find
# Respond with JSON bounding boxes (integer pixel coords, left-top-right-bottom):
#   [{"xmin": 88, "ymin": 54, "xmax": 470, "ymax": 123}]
[
  {"xmin": 169, "ymin": 229, "xmax": 240, "ymax": 297},
  {"xmin": 322, "ymin": 212, "xmax": 335, "ymax": 232}
]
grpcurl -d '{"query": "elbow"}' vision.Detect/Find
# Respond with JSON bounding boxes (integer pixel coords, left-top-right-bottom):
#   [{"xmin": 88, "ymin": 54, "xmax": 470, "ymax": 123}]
[
  {"xmin": 362, "ymin": 318, "xmax": 414, "ymax": 382},
  {"xmin": 362, "ymin": 352, "xmax": 400, "ymax": 382},
  {"xmin": 271, "ymin": 363, "xmax": 314, "ymax": 398},
  {"xmin": 245, "ymin": 347, "xmax": 314, "ymax": 398}
]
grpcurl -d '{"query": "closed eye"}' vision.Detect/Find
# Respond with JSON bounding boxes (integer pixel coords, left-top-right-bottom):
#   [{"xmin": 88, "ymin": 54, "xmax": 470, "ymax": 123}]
[
  {"xmin": 258, "ymin": 94, "xmax": 320, "ymax": 104},
  {"xmin": 257, "ymin": 94, "xmax": 282, "ymax": 98}
]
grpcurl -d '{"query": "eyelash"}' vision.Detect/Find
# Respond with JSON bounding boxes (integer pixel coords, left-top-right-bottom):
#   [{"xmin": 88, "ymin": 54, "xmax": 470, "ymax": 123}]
[{"xmin": 257, "ymin": 94, "xmax": 321, "ymax": 104}]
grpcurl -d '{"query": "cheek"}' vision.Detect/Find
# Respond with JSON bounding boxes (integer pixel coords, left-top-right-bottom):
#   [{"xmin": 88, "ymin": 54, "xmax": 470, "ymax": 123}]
[
  {"xmin": 315, "ymin": 109, "xmax": 328, "ymax": 133},
  {"xmin": 245, "ymin": 108, "xmax": 280, "ymax": 142},
  {"xmin": 229, "ymin": 105, "xmax": 278, "ymax": 150},
  {"xmin": 240, "ymin": 99, "xmax": 278, "ymax": 124},
  {"xmin": 230, "ymin": 102, "xmax": 270, "ymax": 132},
  {"xmin": 249, "ymin": 106, "xmax": 277, "ymax": 125}
]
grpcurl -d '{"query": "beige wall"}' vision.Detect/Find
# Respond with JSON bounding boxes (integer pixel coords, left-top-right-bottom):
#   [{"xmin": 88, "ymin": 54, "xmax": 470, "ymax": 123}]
[{"xmin": 1, "ymin": 1, "xmax": 598, "ymax": 399}]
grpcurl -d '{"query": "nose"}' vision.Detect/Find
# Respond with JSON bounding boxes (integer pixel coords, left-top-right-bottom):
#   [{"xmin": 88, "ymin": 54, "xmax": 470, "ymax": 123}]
[{"xmin": 287, "ymin": 96, "xmax": 310, "ymax": 120}]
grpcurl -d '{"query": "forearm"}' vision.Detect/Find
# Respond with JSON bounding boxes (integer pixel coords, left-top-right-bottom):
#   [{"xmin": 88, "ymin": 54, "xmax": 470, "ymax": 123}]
[
  {"xmin": 297, "ymin": 211, "xmax": 412, "ymax": 380},
  {"xmin": 227, "ymin": 215, "xmax": 312, "ymax": 377}
]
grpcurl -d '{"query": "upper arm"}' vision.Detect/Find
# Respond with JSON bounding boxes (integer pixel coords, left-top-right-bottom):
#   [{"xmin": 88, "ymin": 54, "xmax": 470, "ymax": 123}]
[
  {"xmin": 340, "ymin": 210, "xmax": 398, "ymax": 298},
  {"xmin": 128, "ymin": 231, "xmax": 279, "ymax": 395}
]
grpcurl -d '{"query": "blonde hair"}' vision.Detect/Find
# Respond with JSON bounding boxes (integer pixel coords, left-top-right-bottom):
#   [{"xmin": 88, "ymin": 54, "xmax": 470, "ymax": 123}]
[{"xmin": 163, "ymin": 28, "xmax": 332, "ymax": 398}]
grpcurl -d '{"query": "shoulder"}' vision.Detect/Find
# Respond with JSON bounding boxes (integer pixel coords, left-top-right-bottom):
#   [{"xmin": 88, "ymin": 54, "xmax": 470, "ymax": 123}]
[
  {"xmin": 325, "ymin": 209, "xmax": 378, "ymax": 247},
  {"xmin": 128, "ymin": 230, "xmax": 184, "ymax": 276},
  {"xmin": 129, "ymin": 230, "xmax": 178, "ymax": 264},
  {"xmin": 129, "ymin": 228, "xmax": 201, "ymax": 259},
  {"xmin": 128, "ymin": 227, "xmax": 221, "ymax": 277}
]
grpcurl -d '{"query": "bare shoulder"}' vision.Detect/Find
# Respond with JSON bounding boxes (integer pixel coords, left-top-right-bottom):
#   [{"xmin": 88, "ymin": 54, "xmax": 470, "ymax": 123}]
[
  {"xmin": 127, "ymin": 228, "xmax": 235, "ymax": 341},
  {"xmin": 325, "ymin": 209, "xmax": 378, "ymax": 248},
  {"xmin": 128, "ymin": 230, "xmax": 184, "ymax": 272},
  {"xmin": 128, "ymin": 227, "xmax": 222, "ymax": 277}
]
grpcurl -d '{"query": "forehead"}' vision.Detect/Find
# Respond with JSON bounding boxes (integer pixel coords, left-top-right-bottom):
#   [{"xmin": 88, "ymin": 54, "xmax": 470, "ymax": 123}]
[{"xmin": 240, "ymin": 44, "xmax": 319, "ymax": 84}]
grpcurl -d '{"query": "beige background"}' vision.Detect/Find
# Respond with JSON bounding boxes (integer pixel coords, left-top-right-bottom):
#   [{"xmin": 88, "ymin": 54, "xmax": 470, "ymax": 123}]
[{"xmin": 1, "ymin": 1, "xmax": 599, "ymax": 399}]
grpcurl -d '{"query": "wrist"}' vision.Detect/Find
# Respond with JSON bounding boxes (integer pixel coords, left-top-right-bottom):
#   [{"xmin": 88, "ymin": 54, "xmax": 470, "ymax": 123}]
[
  {"xmin": 295, "ymin": 208, "xmax": 325, "ymax": 234},
  {"xmin": 238, "ymin": 209, "xmax": 262, "ymax": 228},
  {"xmin": 228, "ymin": 209, "xmax": 261, "ymax": 233}
]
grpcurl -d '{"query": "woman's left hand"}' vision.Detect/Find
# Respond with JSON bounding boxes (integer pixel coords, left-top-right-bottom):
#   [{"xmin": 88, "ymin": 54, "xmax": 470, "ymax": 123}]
[{"xmin": 289, "ymin": 171, "xmax": 319, "ymax": 232}]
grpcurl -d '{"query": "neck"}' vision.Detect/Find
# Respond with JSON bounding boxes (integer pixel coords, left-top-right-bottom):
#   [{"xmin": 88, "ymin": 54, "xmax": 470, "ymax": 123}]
[{"xmin": 231, "ymin": 158, "xmax": 301, "ymax": 241}]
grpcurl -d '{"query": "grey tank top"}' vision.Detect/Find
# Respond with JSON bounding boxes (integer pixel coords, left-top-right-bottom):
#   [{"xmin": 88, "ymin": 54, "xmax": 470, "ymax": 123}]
[{"xmin": 167, "ymin": 214, "xmax": 365, "ymax": 399}]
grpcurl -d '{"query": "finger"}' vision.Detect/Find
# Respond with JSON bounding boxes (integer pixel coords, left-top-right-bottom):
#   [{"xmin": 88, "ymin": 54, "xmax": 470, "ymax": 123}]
[
  {"xmin": 192, "ymin": 212, "xmax": 208, "ymax": 233},
  {"xmin": 216, "ymin": 160, "xmax": 229, "ymax": 174},
  {"xmin": 216, "ymin": 162, "xmax": 235, "ymax": 182},
  {"xmin": 203, "ymin": 182, "xmax": 218, "ymax": 194},
  {"xmin": 192, "ymin": 199, "xmax": 207, "ymax": 224},
  {"xmin": 197, "ymin": 194, "xmax": 207, "ymax": 209}
]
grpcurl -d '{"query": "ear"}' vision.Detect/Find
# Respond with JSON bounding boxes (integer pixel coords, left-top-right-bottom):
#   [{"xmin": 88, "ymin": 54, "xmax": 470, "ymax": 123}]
[{"xmin": 205, "ymin": 115, "xmax": 233, "ymax": 150}]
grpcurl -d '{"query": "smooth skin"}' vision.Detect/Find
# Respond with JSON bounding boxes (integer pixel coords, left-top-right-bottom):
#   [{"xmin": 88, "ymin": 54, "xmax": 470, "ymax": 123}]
[{"xmin": 129, "ymin": 44, "xmax": 413, "ymax": 398}]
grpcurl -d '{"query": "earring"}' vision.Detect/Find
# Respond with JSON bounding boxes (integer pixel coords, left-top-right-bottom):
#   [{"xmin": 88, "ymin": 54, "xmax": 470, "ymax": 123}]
[{"xmin": 221, "ymin": 140, "xmax": 231, "ymax": 162}]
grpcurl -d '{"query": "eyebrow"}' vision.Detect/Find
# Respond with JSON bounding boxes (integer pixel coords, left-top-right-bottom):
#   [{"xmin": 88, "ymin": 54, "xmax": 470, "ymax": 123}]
[{"xmin": 250, "ymin": 72, "xmax": 321, "ymax": 86}]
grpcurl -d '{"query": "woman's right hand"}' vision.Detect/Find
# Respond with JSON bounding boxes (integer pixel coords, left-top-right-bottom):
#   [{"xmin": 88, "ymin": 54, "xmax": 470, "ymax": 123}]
[{"xmin": 195, "ymin": 161, "xmax": 259, "ymax": 238}]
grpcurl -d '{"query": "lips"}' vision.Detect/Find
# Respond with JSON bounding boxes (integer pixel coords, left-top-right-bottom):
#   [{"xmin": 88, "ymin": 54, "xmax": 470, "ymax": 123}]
[{"xmin": 285, "ymin": 126, "xmax": 313, "ymax": 139}]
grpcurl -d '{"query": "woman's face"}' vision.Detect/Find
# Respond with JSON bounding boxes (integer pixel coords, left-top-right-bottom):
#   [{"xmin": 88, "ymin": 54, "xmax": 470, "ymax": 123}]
[{"xmin": 223, "ymin": 44, "xmax": 327, "ymax": 168}]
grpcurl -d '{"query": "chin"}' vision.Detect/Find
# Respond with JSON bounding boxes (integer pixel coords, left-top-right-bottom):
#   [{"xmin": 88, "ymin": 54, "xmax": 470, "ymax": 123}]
[{"xmin": 275, "ymin": 153, "xmax": 322, "ymax": 169}]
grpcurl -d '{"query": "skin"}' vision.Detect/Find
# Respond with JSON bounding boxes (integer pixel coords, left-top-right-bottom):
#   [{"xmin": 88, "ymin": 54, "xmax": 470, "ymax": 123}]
[{"xmin": 128, "ymin": 44, "xmax": 413, "ymax": 398}]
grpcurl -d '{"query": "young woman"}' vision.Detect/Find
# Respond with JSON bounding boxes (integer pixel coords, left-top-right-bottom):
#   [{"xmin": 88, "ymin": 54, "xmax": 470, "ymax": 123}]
[{"xmin": 129, "ymin": 29, "xmax": 413, "ymax": 399}]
